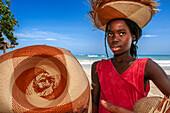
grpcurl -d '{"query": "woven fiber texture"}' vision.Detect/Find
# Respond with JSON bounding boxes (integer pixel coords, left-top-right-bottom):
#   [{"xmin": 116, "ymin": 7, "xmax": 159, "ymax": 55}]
[
  {"xmin": 87, "ymin": 0, "xmax": 158, "ymax": 31},
  {"xmin": 0, "ymin": 45, "xmax": 90, "ymax": 112},
  {"xmin": 133, "ymin": 97, "xmax": 163, "ymax": 113}
]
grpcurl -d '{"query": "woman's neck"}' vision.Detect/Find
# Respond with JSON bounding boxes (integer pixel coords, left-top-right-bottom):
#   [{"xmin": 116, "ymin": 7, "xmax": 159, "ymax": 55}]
[{"xmin": 113, "ymin": 52, "xmax": 135, "ymax": 63}]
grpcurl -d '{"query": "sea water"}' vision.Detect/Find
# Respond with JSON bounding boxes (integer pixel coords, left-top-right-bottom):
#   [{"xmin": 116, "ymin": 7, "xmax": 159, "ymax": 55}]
[{"xmin": 74, "ymin": 54, "xmax": 170, "ymax": 73}]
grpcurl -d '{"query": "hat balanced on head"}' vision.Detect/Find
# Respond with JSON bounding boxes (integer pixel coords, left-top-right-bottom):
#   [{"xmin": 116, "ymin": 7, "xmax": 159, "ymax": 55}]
[{"xmin": 87, "ymin": 0, "xmax": 158, "ymax": 31}]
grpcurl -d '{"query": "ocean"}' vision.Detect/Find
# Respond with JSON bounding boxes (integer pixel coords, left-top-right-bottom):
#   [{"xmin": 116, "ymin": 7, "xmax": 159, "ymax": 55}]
[{"xmin": 75, "ymin": 55, "xmax": 170, "ymax": 74}]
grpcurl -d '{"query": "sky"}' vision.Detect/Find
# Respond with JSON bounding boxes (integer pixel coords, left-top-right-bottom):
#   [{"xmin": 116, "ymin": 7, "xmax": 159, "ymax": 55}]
[{"xmin": 1, "ymin": 0, "xmax": 170, "ymax": 55}]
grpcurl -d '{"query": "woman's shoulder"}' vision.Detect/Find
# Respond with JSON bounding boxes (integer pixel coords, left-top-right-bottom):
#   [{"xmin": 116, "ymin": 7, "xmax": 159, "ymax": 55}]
[
  {"xmin": 92, "ymin": 59, "xmax": 110, "ymax": 67},
  {"xmin": 137, "ymin": 58, "xmax": 152, "ymax": 61},
  {"xmin": 135, "ymin": 58, "xmax": 153, "ymax": 65},
  {"xmin": 144, "ymin": 58, "xmax": 167, "ymax": 79},
  {"xmin": 91, "ymin": 61, "xmax": 100, "ymax": 69}
]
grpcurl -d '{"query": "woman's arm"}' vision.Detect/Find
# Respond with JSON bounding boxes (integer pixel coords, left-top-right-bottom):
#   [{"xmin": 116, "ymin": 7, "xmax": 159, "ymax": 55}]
[
  {"xmin": 100, "ymin": 100, "xmax": 134, "ymax": 113},
  {"xmin": 145, "ymin": 60, "xmax": 170, "ymax": 96},
  {"xmin": 91, "ymin": 61, "xmax": 100, "ymax": 113}
]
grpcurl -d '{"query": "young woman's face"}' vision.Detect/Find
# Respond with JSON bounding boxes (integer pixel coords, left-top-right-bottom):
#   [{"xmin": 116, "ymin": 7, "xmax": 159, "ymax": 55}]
[{"xmin": 107, "ymin": 19, "xmax": 135, "ymax": 56}]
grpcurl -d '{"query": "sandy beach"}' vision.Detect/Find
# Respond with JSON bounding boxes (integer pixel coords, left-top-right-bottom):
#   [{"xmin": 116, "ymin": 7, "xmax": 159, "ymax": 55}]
[{"xmin": 81, "ymin": 61, "xmax": 170, "ymax": 98}]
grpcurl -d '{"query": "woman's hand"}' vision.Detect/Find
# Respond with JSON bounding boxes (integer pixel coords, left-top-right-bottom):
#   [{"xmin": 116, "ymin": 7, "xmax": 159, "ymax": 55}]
[
  {"xmin": 70, "ymin": 104, "xmax": 88, "ymax": 113},
  {"xmin": 100, "ymin": 100, "xmax": 134, "ymax": 113}
]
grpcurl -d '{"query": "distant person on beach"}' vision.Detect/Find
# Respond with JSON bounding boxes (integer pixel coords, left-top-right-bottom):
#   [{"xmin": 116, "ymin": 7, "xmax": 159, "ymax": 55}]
[{"xmin": 87, "ymin": 0, "xmax": 170, "ymax": 113}]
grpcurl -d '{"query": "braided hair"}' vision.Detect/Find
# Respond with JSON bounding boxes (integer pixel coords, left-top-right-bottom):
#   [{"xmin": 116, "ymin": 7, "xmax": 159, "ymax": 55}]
[{"xmin": 104, "ymin": 18, "xmax": 142, "ymax": 58}]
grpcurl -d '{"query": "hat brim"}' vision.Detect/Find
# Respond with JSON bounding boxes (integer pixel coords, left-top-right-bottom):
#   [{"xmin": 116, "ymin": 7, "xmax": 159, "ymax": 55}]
[{"xmin": 0, "ymin": 45, "xmax": 90, "ymax": 112}]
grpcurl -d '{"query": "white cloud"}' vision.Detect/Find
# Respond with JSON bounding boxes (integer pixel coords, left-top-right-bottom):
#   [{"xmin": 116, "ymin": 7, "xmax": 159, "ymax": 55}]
[
  {"xmin": 19, "ymin": 39, "xmax": 28, "ymax": 41},
  {"xmin": 19, "ymin": 38, "xmax": 57, "ymax": 41},
  {"xmin": 15, "ymin": 29, "xmax": 71, "ymax": 41},
  {"xmin": 44, "ymin": 38, "xmax": 57, "ymax": 41},
  {"xmin": 142, "ymin": 35, "xmax": 158, "ymax": 38}
]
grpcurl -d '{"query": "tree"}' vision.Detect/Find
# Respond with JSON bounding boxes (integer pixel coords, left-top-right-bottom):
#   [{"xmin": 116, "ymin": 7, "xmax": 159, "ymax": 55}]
[{"xmin": 0, "ymin": 0, "xmax": 19, "ymax": 53}]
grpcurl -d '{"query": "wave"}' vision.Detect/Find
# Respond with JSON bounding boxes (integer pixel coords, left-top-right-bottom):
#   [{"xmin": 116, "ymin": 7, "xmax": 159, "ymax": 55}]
[
  {"xmin": 87, "ymin": 55, "xmax": 99, "ymax": 57},
  {"xmin": 78, "ymin": 60, "xmax": 97, "ymax": 65},
  {"xmin": 78, "ymin": 59, "xmax": 170, "ymax": 67},
  {"xmin": 154, "ymin": 60, "xmax": 170, "ymax": 63},
  {"xmin": 78, "ymin": 59, "xmax": 170, "ymax": 73},
  {"xmin": 154, "ymin": 60, "xmax": 170, "ymax": 67}
]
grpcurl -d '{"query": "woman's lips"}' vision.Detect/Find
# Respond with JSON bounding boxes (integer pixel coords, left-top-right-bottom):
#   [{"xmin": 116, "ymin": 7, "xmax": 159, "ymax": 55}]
[{"xmin": 111, "ymin": 46, "xmax": 121, "ymax": 51}]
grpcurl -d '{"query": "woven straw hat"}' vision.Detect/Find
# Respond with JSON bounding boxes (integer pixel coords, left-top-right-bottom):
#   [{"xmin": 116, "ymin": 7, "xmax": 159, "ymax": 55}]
[
  {"xmin": 0, "ymin": 45, "xmax": 90, "ymax": 112},
  {"xmin": 87, "ymin": 0, "xmax": 158, "ymax": 31},
  {"xmin": 133, "ymin": 96, "xmax": 170, "ymax": 113}
]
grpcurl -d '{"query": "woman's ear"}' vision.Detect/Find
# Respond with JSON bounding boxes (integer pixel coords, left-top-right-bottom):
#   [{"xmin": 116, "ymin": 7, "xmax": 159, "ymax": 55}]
[{"xmin": 132, "ymin": 35, "xmax": 136, "ymax": 42}]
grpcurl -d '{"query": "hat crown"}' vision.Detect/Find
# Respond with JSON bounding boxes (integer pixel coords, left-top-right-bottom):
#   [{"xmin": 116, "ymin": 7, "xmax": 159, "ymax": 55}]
[{"xmin": 87, "ymin": 0, "xmax": 158, "ymax": 30}]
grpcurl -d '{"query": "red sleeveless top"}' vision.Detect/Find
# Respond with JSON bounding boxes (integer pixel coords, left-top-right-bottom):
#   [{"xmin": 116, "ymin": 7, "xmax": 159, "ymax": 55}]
[{"xmin": 96, "ymin": 58, "xmax": 150, "ymax": 112}]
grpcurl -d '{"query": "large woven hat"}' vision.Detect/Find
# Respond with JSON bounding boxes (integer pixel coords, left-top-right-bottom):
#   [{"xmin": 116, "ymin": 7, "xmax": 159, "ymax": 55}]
[
  {"xmin": 0, "ymin": 45, "xmax": 90, "ymax": 112},
  {"xmin": 87, "ymin": 0, "xmax": 158, "ymax": 31}
]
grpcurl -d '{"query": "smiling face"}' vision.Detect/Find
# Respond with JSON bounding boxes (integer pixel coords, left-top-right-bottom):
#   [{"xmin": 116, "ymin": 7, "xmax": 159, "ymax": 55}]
[{"xmin": 107, "ymin": 19, "xmax": 136, "ymax": 56}]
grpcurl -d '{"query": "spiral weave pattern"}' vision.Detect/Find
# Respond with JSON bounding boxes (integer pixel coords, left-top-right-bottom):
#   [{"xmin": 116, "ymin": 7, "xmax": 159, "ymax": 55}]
[{"xmin": 0, "ymin": 45, "xmax": 90, "ymax": 113}]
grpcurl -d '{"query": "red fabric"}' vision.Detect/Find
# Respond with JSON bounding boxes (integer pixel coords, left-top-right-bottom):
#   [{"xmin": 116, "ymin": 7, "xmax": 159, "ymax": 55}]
[{"xmin": 96, "ymin": 58, "xmax": 150, "ymax": 113}]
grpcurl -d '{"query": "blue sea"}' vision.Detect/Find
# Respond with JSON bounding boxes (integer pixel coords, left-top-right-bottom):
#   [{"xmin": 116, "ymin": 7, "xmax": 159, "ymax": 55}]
[
  {"xmin": 74, "ymin": 55, "xmax": 170, "ymax": 73},
  {"xmin": 75, "ymin": 54, "xmax": 170, "ymax": 60}
]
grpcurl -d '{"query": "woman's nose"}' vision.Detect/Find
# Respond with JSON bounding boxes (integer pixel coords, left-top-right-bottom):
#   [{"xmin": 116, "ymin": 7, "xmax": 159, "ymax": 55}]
[{"xmin": 111, "ymin": 34, "xmax": 119, "ymax": 42}]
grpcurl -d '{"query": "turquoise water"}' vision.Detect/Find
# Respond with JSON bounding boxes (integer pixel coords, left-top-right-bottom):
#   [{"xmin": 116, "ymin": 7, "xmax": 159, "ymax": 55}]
[
  {"xmin": 74, "ymin": 54, "xmax": 170, "ymax": 60},
  {"xmin": 74, "ymin": 55, "xmax": 170, "ymax": 71},
  {"xmin": 138, "ymin": 55, "xmax": 170, "ymax": 60}
]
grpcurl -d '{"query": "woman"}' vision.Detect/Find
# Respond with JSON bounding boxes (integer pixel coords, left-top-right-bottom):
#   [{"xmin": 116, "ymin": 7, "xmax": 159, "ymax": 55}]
[
  {"xmin": 86, "ymin": 0, "xmax": 170, "ymax": 112},
  {"xmin": 91, "ymin": 18, "xmax": 170, "ymax": 113}
]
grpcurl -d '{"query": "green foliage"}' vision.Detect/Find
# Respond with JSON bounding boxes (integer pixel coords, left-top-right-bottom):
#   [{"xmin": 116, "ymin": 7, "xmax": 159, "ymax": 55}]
[{"xmin": 0, "ymin": 0, "xmax": 19, "ymax": 45}]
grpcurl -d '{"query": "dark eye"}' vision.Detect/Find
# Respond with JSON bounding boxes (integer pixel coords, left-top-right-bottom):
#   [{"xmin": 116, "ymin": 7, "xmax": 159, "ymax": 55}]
[
  {"xmin": 107, "ymin": 32, "xmax": 113, "ymax": 37},
  {"xmin": 119, "ymin": 32, "xmax": 126, "ymax": 36}
]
